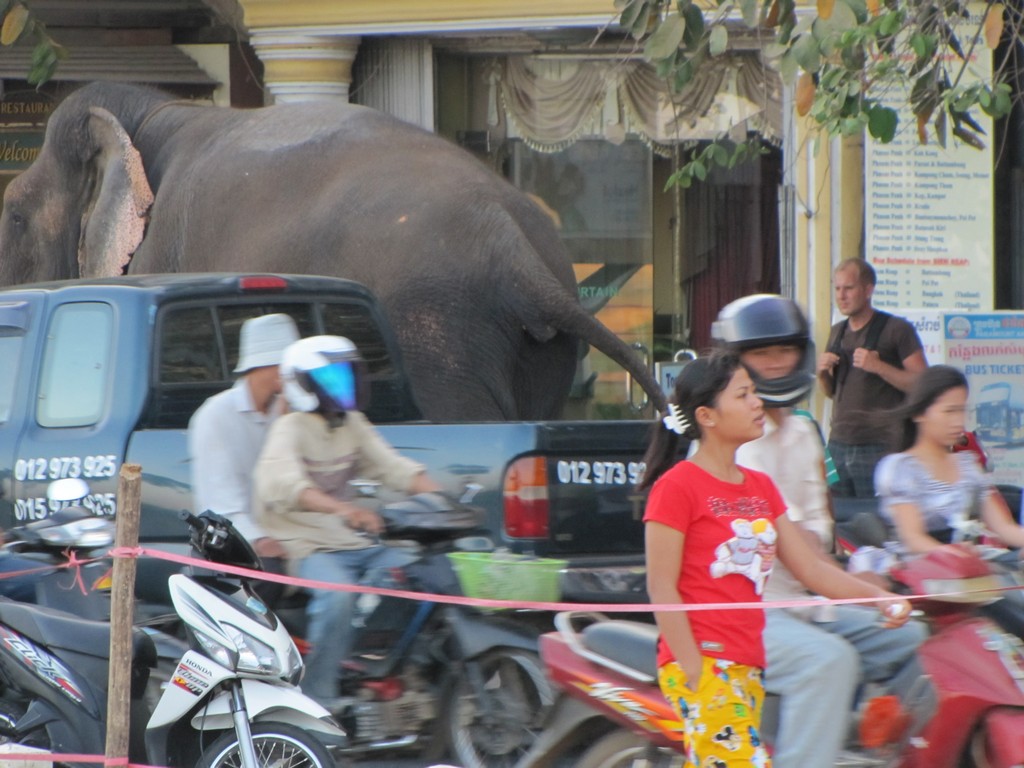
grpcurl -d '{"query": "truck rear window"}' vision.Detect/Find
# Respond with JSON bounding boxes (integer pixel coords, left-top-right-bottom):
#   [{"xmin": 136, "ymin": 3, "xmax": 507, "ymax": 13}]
[{"xmin": 148, "ymin": 298, "xmax": 417, "ymax": 429}]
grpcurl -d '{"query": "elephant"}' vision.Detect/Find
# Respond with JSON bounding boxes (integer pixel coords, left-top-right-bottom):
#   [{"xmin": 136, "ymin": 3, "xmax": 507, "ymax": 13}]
[{"xmin": 0, "ymin": 82, "xmax": 666, "ymax": 422}]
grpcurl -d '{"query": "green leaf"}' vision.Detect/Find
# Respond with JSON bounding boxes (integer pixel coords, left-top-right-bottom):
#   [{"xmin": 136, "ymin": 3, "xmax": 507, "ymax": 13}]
[
  {"xmin": 813, "ymin": 0, "xmax": 858, "ymax": 41},
  {"xmin": 620, "ymin": 0, "xmax": 648, "ymax": 33},
  {"xmin": 878, "ymin": 10, "xmax": 901, "ymax": 36},
  {"xmin": 910, "ymin": 68, "xmax": 938, "ymax": 114},
  {"xmin": 792, "ymin": 12, "xmax": 815, "ymax": 38},
  {"xmin": 693, "ymin": 160, "xmax": 708, "ymax": 181},
  {"xmin": 740, "ymin": 0, "xmax": 759, "ymax": 27},
  {"xmin": 909, "ymin": 32, "xmax": 927, "ymax": 59},
  {"xmin": 867, "ymin": 104, "xmax": 898, "ymax": 142},
  {"xmin": 843, "ymin": 0, "xmax": 869, "ymax": 23},
  {"xmin": 644, "ymin": 11, "xmax": 686, "ymax": 60},
  {"xmin": 934, "ymin": 108, "xmax": 947, "ymax": 148},
  {"xmin": 841, "ymin": 43, "xmax": 866, "ymax": 69},
  {"xmin": 778, "ymin": 49, "xmax": 799, "ymax": 85},
  {"xmin": 709, "ymin": 25, "xmax": 728, "ymax": 55},
  {"xmin": 994, "ymin": 88, "xmax": 1012, "ymax": 115},
  {"xmin": 655, "ymin": 54, "xmax": 676, "ymax": 78},
  {"xmin": 792, "ymin": 33, "xmax": 821, "ymax": 73},
  {"xmin": 673, "ymin": 58, "xmax": 696, "ymax": 91},
  {"xmin": 841, "ymin": 116, "xmax": 863, "ymax": 135},
  {"xmin": 682, "ymin": 3, "xmax": 705, "ymax": 49}
]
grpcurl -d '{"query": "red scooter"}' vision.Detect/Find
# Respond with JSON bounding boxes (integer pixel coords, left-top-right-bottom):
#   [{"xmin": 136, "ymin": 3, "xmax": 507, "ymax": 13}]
[
  {"xmin": 516, "ymin": 547, "xmax": 1024, "ymax": 768},
  {"xmin": 889, "ymin": 545, "xmax": 1024, "ymax": 766},
  {"xmin": 513, "ymin": 611, "xmax": 684, "ymax": 768}
]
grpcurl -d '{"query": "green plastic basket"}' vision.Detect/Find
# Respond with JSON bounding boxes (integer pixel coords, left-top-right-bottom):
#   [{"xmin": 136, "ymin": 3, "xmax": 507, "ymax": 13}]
[{"xmin": 447, "ymin": 552, "xmax": 566, "ymax": 606}]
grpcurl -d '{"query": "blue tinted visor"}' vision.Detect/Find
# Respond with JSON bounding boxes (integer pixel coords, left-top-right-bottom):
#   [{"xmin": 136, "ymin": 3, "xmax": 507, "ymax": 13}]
[{"xmin": 308, "ymin": 361, "xmax": 358, "ymax": 412}]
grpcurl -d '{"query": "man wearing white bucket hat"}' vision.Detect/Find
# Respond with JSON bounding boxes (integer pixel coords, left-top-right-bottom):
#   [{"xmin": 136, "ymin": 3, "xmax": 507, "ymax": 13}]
[{"xmin": 188, "ymin": 313, "xmax": 300, "ymax": 596}]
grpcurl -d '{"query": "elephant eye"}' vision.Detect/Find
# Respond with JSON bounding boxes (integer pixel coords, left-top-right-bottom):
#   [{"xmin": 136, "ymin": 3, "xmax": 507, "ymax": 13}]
[{"xmin": 8, "ymin": 212, "xmax": 24, "ymax": 227}]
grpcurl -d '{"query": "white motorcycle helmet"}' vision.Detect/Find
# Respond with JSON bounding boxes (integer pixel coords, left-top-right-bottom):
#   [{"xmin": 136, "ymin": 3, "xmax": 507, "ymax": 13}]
[{"xmin": 280, "ymin": 335, "xmax": 369, "ymax": 415}]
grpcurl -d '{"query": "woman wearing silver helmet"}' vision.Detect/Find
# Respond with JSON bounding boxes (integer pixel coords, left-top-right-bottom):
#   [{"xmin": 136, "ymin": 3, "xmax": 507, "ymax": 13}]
[
  {"xmin": 253, "ymin": 335, "xmax": 441, "ymax": 711},
  {"xmin": 713, "ymin": 294, "xmax": 926, "ymax": 768}
]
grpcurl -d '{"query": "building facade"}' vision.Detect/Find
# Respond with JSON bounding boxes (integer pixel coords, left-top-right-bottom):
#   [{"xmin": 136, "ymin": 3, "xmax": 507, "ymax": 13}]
[{"xmin": 234, "ymin": 0, "xmax": 815, "ymax": 418}]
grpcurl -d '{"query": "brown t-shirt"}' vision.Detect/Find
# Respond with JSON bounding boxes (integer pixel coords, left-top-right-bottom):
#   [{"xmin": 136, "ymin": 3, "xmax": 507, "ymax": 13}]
[{"xmin": 826, "ymin": 313, "xmax": 924, "ymax": 444}]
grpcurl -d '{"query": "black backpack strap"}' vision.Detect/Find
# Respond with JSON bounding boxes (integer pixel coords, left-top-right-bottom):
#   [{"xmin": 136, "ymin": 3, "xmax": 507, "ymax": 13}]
[
  {"xmin": 828, "ymin": 319, "xmax": 848, "ymax": 356},
  {"xmin": 863, "ymin": 310, "xmax": 891, "ymax": 352}
]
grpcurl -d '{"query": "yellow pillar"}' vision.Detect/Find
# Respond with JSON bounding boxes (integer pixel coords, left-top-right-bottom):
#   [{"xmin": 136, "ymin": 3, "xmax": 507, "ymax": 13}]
[
  {"xmin": 793, "ymin": 120, "xmax": 866, "ymax": 422},
  {"xmin": 249, "ymin": 32, "xmax": 361, "ymax": 103}
]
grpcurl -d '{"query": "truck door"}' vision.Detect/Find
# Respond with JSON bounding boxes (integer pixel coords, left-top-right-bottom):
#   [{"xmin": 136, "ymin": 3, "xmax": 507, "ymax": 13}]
[{"xmin": 10, "ymin": 300, "xmax": 143, "ymax": 527}]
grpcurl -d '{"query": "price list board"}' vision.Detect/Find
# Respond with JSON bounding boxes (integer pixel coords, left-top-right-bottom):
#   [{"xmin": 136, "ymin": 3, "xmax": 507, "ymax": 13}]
[{"xmin": 864, "ymin": 16, "xmax": 993, "ymax": 312}]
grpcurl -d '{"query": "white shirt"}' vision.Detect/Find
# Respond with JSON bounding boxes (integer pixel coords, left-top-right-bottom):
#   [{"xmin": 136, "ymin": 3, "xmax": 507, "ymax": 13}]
[
  {"xmin": 736, "ymin": 411, "xmax": 832, "ymax": 603},
  {"xmin": 188, "ymin": 378, "xmax": 279, "ymax": 541}
]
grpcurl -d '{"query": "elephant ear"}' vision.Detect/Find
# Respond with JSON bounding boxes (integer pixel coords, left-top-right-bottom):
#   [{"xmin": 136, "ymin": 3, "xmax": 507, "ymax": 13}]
[{"xmin": 77, "ymin": 106, "xmax": 154, "ymax": 278}]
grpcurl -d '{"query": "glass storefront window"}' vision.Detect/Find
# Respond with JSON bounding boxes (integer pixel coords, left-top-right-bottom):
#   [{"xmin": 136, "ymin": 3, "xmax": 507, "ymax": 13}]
[{"xmin": 511, "ymin": 139, "xmax": 654, "ymax": 419}]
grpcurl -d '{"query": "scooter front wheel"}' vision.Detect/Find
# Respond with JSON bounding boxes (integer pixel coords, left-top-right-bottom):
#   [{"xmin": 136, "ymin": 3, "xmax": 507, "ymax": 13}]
[
  {"xmin": 195, "ymin": 721, "xmax": 334, "ymax": 768},
  {"xmin": 577, "ymin": 729, "xmax": 686, "ymax": 768}
]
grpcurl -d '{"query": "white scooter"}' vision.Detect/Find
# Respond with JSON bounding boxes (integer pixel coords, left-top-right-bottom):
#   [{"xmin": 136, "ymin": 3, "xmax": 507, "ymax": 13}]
[
  {"xmin": 144, "ymin": 509, "xmax": 346, "ymax": 767},
  {"xmin": 0, "ymin": 509, "xmax": 343, "ymax": 766}
]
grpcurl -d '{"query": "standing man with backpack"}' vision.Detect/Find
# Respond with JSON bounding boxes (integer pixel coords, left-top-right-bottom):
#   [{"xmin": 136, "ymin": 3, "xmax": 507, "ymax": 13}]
[{"xmin": 817, "ymin": 258, "xmax": 928, "ymax": 498}]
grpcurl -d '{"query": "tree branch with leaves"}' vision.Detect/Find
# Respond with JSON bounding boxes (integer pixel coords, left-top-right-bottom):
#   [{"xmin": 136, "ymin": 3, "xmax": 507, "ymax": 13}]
[
  {"xmin": 0, "ymin": 1, "xmax": 66, "ymax": 86},
  {"xmin": 613, "ymin": 0, "xmax": 1020, "ymax": 184}
]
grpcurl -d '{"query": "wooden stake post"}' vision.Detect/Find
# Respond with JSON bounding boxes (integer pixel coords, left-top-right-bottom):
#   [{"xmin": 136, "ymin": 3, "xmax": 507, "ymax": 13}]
[{"xmin": 106, "ymin": 462, "xmax": 142, "ymax": 765}]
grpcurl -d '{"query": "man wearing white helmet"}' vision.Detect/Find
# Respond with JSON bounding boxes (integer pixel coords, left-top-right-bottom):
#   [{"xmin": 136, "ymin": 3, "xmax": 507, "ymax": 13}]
[
  {"xmin": 189, "ymin": 312, "xmax": 300, "ymax": 602},
  {"xmin": 254, "ymin": 335, "xmax": 440, "ymax": 710}
]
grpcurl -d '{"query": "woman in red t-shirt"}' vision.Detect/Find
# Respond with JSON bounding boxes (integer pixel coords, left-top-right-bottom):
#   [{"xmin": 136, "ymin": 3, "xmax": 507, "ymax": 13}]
[{"xmin": 641, "ymin": 350, "xmax": 910, "ymax": 767}]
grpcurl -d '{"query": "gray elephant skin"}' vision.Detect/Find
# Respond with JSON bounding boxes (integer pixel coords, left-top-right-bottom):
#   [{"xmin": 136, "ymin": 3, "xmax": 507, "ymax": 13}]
[{"xmin": 0, "ymin": 82, "xmax": 665, "ymax": 421}]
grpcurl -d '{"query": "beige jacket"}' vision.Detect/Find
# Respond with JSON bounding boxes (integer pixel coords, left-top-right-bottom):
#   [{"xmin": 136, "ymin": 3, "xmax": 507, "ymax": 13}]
[{"xmin": 254, "ymin": 410, "xmax": 425, "ymax": 559}]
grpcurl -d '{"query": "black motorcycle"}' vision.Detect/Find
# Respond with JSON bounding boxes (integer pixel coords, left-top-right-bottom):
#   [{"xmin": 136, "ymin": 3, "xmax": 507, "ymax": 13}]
[{"xmin": 277, "ymin": 491, "xmax": 555, "ymax": 768}]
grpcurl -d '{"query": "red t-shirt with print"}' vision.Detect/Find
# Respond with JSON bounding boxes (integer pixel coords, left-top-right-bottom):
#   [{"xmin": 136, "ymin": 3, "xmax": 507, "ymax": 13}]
[{"xmin": 643, "ymin": 461, "xmax": 786, "ymax": 669}]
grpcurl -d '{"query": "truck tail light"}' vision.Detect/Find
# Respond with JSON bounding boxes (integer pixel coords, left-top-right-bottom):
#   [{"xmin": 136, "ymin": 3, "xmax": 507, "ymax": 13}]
[
  {"xmin": 503, "ymin": 457, "xmax": 549, "ymax": 538},
  {"xmin": 238, "ymin": 275, "xmax": 288, "ymax": 292}
]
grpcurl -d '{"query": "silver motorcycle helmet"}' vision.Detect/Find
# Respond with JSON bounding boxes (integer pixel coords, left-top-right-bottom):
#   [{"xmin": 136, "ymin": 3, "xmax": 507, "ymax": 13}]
[
  {"xmin": 280, "ymin": 335, "xmax": 369, "ymax": 415},
  {"xmin": 711, "ymin": 293, "xmax": 815, "ymax": 407}
]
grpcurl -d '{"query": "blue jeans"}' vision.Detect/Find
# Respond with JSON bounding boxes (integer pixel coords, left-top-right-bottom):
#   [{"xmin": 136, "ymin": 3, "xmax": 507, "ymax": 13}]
[
  {"xmin": 764, "ymin": 605, "xmax": 927, "ymax": 767},
  {"xmin": 297, "ymin": 545, "xmax": 416, "ymax": 700},
  {"xmin": 827, "ymin": 440, "xmax": 888, "ymax": 498}
]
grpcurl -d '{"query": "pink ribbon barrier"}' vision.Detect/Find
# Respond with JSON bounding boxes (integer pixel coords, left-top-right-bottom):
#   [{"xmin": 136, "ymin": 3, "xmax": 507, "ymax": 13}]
[
  {"xmin": 109, "ymin": 545, "xmax": 1023, "ymax": 614},
  {"xmin": 0, "ymin": 545, "xmax": 1020, "ymax": 767},
  {"xmin": 0, "ymin": 753, "xmax": 158, "ymax": 766}
]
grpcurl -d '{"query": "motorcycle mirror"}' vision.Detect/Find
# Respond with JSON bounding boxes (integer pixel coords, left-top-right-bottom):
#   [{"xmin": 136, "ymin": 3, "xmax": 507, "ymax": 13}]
[{"xmin": 46, "ymin": 478, "xmax": 90, "ymax": 504}]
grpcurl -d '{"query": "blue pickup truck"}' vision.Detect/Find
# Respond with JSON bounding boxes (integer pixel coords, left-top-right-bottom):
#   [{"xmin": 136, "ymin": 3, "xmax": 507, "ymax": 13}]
[{"xmin": 0, "ymin": 273, "xmax": 651, "ymax": 604}]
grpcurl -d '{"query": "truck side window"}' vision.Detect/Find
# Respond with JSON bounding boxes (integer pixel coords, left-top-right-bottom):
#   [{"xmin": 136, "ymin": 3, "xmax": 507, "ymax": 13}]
[
  {"xmin": 0, "ymin": 301, "xmax": 29, "ymax": 425},
  {"xmin": 37, "ymin": 302, "xmax": 114, "ymax": 428},
  {"xmin": 0, "ymin": 329, "xmax": 24, "ymax": 424}
]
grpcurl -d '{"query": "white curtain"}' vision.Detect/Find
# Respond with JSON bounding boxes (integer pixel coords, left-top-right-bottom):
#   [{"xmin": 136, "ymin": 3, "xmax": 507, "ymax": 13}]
[{"xmin": 492, "ymin": 54, "xmax": 782, "ymax": 155}]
